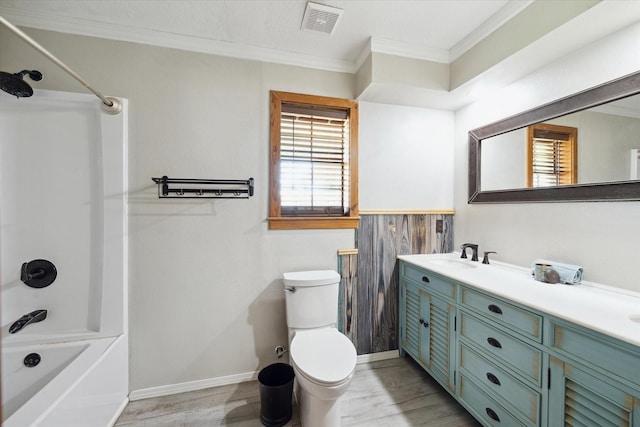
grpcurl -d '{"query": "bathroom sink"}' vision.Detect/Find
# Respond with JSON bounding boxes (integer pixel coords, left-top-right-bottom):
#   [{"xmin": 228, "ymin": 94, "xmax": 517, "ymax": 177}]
[{"xmin": 428, "ymin": 259, "xmax": 477, "ymax": 269}]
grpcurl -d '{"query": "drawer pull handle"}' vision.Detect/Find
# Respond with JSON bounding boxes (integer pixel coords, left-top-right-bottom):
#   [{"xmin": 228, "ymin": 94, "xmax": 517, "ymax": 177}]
[
  {"xmin": 422, "ymin": 276, "xmax": 430, "ymax": 283},
  {"xmin": 486, "ymin": 372, "xmax": 501, "ymax": 385},
  {"xmin": 487, "ymin": 337, "xmax": 502, "ymax": 349},
  {"xmin": 488, "ymin": 304, "xmax": 503, "ymax": 315},
  {"xmin": 419, "ymin": 318, "xmax": 429, "ymax": 328},
  {"xmin": 486, "ymin": 408, "xmax": 500, "ymax": 422}
]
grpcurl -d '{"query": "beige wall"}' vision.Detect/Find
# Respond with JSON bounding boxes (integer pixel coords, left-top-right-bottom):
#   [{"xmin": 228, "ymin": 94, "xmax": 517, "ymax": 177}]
[
  {"xmin": 0, "ymin": 27, "xmax": 358, "ymax": 391},
  {"xmin": 450, "ymin": 0, "xmax": 600, "ymax": 90},
  {"xmin": 0, "ymin": 26, "xmax": 458, "ymax": 392},
  {"xmin": 454, "ymin": 22, "xmax": 640, "ymax": 292}
]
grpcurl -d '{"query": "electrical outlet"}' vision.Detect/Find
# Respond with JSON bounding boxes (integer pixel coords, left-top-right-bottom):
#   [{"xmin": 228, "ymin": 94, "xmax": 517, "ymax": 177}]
[{"xmin": 436, "ymin": 219, "xmax": 443, "ymax": 233}]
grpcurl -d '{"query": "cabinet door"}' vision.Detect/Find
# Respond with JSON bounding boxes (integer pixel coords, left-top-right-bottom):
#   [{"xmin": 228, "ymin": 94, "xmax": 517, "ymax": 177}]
[
  {"xmin": 400, "ymin": 281, "xmax": 455, "ymax": 390},
  {"xmin": 548, "ymin": 356, "xmax": 640, "ymax": 427},
  {"xmin": 426, "ymin": 293, "xmax": 455, "ymax": 392},
  {"xmin": 400, "ymin": 281, "xmax": 422, "ymax": 360}
]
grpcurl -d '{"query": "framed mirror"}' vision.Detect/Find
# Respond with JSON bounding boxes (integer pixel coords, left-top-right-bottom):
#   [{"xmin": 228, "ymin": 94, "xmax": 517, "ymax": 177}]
[{"xmin": 468, "ymin": 71, "xmax": 640, "ymax": 203}]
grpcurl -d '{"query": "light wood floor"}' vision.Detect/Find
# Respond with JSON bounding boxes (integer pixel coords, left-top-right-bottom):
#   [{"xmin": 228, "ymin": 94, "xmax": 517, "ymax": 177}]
[{"xmin": 115, "ymin": 356, "xmax": 480, "ymax": 426}]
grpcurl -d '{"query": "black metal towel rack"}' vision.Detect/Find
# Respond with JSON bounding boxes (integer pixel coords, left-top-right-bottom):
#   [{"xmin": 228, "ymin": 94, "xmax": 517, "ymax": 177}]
[{"xmin": 151, "ymin": 176, "xmax": 254, "ymax": 199}]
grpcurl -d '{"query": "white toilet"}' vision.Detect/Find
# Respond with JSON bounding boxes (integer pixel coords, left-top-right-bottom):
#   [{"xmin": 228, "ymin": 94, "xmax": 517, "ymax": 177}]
[{"xmin": 283, "ymin": 270, "xmax": 357, "ymax": 427}]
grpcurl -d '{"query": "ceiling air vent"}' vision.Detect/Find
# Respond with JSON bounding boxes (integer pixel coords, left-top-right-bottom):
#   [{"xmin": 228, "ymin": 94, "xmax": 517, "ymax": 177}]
[{"xmin": 301, "ymin": 2, "xmax": 343, "ymax": 35}]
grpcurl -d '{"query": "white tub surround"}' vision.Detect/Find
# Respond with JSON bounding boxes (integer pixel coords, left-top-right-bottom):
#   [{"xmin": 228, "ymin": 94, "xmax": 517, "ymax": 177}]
[
  {"xmin": 398, "ymin": 253, "xmax": 640, "ymax": 347},
  {"xmin": 2, "ymin": 337, "xmax": 127, "ymax": 427},
  {"xmin": 1, "ymin": 90, "xmax": 128, "ymax": 426}
]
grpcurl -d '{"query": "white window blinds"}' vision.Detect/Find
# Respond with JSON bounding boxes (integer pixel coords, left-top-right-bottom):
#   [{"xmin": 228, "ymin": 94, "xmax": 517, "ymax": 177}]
[
  {"xmin": 531, "ymin": 128, "xmax": 575, "ymax": 187},
  {"xmin": 279, "ymin": 103, "xmax": 350, "ymax": 216}
]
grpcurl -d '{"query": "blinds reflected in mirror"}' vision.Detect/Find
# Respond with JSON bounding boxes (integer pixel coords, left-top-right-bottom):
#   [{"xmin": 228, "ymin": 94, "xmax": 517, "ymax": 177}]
[{"xmin": 527, "ymin": 124, "xmax": 578, "ymax": 188}]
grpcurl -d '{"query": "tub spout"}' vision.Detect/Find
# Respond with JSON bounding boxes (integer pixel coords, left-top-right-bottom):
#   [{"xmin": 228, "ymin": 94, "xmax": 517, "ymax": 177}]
[{"xmin": 9, "ymin": 309, "xmax": 47, "ymax": 334}]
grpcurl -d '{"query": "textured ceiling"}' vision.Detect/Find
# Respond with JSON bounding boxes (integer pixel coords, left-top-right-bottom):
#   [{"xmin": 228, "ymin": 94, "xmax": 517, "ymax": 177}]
[
  {"xmin": 3, "ymin": 0, "xmax": 639, "ymax": 109},
  {"xmin": 0, "ymin": 0, "xmax": 523, "ymax": 65}
]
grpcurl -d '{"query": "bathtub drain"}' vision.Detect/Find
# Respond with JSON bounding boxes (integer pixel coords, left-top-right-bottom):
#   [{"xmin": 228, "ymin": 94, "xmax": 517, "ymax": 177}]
[{"xmin": 24, "ymin": 352, "xmax": 41, "ymax": 367}]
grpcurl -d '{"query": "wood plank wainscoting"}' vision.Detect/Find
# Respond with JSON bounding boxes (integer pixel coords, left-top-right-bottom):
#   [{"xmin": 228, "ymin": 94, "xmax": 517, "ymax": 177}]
[{"xmin": 338, "ymin": 211, "xmax": 454, "ymax": 355}]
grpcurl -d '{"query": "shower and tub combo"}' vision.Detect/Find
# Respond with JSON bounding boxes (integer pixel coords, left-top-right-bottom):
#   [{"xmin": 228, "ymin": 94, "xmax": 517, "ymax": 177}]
[
  {"xmin": 1, "ymin": 15, "xmax": 129, "ymax": 426},
  {"xmin": 0, "ymin": 87, "xmax": 129, "ymax": 426}
]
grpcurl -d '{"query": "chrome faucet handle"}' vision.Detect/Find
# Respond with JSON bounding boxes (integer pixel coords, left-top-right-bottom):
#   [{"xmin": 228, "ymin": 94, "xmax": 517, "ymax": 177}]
[{"xmin": 482, "ymin": 251, "xmax": 497, "ymax": 264}]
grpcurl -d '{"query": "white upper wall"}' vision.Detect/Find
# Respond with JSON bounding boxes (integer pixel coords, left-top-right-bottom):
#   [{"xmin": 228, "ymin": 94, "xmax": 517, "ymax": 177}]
[{"xmin": 359, "ymin": 101, "xmax": 454, "ymax": 210}]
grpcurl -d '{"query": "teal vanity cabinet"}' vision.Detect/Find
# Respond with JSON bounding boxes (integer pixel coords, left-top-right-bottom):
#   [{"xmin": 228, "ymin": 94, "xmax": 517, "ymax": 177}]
[
  {"xmin": 546, "ymin": 319, "xmax": 640, "ymax": 426},
  {"xmin": 399, "ymin": 262, "xmax": 456, "ymax": 392},
  {"xmin": 398, "ymin": 258, "xmax": 640, "ymax": 427},
  {"xmin": 458, "ymin": 287, "xmax": 543, "ymax": 427}
]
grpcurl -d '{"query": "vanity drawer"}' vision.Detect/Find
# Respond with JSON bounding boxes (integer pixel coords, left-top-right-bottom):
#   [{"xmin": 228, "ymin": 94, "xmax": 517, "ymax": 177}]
[
  {"xmin": 402, "ymin": 264, "xmax": 455, "ymax": 300},
  {"xmin": 460, "ymin": 312, "xmax": 542, "ymax": 385},
  {"xmin": 461, "ymin": 287, "xmax": 542, "ymax": 342},
  {"xmin": 459, "ymin": 374, "xmax": 528, "ymax": 427},
  {"xmin": 460, "ymin": 343, "xmax": 540, "ymax": 424},
  {"xmin": 549, "ymin": 321, "xmax": 640, "ymax": 386}
]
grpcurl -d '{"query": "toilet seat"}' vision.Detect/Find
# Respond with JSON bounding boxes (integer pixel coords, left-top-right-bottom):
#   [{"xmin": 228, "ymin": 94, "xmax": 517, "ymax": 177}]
[{"xmin": 290, "ymin": 328, "xmax": 357, "ymax": 386}]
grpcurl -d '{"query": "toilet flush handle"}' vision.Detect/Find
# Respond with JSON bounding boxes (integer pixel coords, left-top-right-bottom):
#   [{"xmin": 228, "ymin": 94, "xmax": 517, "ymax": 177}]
[{"xmin": 284, "ymin": 286, "xmax": 296, "ymax": 293}]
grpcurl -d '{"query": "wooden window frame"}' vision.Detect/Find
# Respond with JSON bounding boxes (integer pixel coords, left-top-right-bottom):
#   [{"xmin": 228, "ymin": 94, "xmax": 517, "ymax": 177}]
[
  {"xmin": 526, "ymin": 123, "xmax": 578, "ymax": 188},
  {"xmin": 269, "ymin": 91, "xmax": 359, "ymax": 230}
]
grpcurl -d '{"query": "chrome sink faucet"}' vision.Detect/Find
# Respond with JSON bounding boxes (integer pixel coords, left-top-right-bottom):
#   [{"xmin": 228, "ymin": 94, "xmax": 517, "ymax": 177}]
[{"xmin": 460, "ymin": 243, "xmax": 479, "ymax": 261}]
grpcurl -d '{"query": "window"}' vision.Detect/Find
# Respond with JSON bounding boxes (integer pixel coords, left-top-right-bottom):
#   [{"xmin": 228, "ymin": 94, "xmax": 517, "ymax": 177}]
[
  {"xmin": 269, "ymin": 91, "xmax": 358, "ymax": 230},
  {"xmin": 527, "ymin": 123, "xmax": 577, "ymax": 187}
]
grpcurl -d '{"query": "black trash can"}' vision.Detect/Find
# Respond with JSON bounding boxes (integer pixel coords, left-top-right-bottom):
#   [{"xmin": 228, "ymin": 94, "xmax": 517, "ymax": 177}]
[{"xmin": 258, "ymin": 363, "xmax": 295, "ymax": 427}]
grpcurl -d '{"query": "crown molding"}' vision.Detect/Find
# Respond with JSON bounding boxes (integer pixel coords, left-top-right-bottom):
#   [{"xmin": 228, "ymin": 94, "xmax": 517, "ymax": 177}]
[
  {"xmin": 0, "ymin": 8, "xmax": 355, "ymax": 73},
  {"xmin": 592, "ymin": 103, "xmax": 640, "ymax": 119},
  {"xmin": 355, "ymin": 1, "xmax": 534, "ymax": 67},
  {"xmin": 449, "ymin": 0, "xmax": 534, "ymax": 61},
  {"xmin": 370, "ymin": 37, "xmax": 450, "ymax": 63},
  {"xmin": 1, "ymin": 3, "xmax": 527, "ymax": 75},
  {"xmin": 353, "ymin": 35, "xmax": 451, "ymax": 74}
]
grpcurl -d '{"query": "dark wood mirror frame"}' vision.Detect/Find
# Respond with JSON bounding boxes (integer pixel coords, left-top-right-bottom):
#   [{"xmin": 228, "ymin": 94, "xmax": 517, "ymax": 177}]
[{"xmin": 468, "ymin": 71, "xmax": 640, "ymax": 203}]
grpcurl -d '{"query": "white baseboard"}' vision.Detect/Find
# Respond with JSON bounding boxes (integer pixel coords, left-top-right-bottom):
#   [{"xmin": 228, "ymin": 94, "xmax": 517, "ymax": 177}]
[
  {"xmin": 356, "ymin": 350, "xmax": 399, "ymax": 364},
  {"xmin": 129, "ymin": 370, "xmax": 258, "ymax": 401},
  {"xmin": 108, "ymin": 397, "xmax": 130, "ymax": 426},
  {"xmin": 129, "ymin": 350, "xmax": 399, "ymax": 401}
]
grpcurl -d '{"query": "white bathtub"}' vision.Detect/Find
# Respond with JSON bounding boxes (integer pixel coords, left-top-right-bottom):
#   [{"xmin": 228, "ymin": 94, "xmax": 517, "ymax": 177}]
[
  {"xmin": 2, "ymin": 336, "xmax": 128, "ymax": 427},
  {"xmin": 1, "ymin": 90, "xmax": 128, "ymax": 426}
]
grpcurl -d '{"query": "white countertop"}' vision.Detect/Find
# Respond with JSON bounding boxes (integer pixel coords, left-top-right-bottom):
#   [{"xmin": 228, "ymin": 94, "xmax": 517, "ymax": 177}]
[{"xmin": 398, "ymin": 253, "xmax": 640, "ymax": 348}]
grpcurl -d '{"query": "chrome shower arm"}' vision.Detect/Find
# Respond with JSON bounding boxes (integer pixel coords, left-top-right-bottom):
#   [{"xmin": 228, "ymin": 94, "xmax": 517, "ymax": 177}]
[{"xmin": 0, "ymin": 14, "xmax": 122, "ymax": 115}]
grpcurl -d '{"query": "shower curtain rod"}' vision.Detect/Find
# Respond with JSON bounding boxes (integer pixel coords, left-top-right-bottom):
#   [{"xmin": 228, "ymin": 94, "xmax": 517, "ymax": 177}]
[{"xmin": 0, "ymin": 15, "xmax": 122, "ymax": 115}]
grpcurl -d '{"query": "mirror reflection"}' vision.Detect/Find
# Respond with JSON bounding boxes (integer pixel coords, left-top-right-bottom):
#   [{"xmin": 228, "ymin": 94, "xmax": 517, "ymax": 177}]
[{"xmin": 480, "ymin": 93, "xmax": 640, "ymax": 191}]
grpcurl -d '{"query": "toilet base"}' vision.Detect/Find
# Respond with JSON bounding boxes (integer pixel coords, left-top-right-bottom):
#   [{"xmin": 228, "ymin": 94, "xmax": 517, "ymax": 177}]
[{"xmin": 296, "ymin": 381, "xmax": 342, "ymax": 427}]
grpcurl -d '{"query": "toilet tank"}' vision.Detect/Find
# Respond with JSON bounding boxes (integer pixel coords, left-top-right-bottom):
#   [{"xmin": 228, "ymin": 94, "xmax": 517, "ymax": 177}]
[{"xmin": 283, "ymin": 270, "xmax": 341, "ymax": 329}]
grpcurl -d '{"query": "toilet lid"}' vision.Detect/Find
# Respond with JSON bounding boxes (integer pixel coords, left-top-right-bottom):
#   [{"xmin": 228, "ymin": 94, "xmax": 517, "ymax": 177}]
[{"xmin": 291, "ymin": 329, "xmax": 357, "ymax": 385}]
